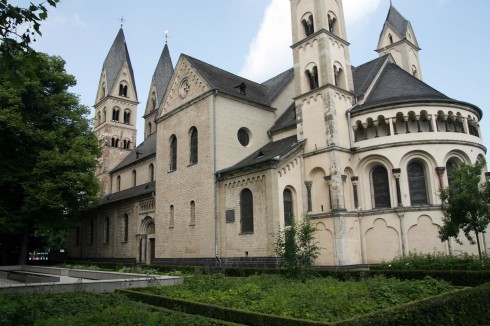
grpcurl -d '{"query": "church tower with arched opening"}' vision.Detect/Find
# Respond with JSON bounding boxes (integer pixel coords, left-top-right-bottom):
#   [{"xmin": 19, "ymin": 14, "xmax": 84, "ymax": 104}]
[{"xmin": 93, "ymin": 28, "xmax": 138, "ymax": 195}]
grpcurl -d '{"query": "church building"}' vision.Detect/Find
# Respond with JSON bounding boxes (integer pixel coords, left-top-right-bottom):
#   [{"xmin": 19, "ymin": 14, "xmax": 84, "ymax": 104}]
[{"xmin": 68, "ymin": 1, "xmax": 489, "ymax": 267}]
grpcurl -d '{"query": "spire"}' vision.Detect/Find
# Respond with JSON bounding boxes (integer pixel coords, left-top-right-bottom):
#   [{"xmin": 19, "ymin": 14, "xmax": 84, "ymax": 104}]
[
  {"xmin": 385, "ymin": 5, "xmax": 409, "ymax": 39},
  {"xmin": 151, "ymin": 42, "xmax": 174, "ymax": 107},
  {"xmin": 102, "ymin": 28, "xmax": 138, "ymax": 101}
]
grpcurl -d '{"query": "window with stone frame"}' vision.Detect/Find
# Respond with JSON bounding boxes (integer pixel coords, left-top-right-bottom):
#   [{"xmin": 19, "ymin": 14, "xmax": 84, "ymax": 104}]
[
  {"xmin": 283, "ymin": 188, "xmax": 294, "ymax": 227},
  {"xmin": 445, "ymin": 160, "xmax": 457, "ymax": 186},
  {"xmin": 189, "ymin": 127, "xmax": 198, "ymax": 164},
  {"xmin": 149, "ymin": 163, "xmax": 155, "ymax": 181},
  {"xmin": 408, "ymin": 161, "xmax": 429, "ymax": 205},
  {"xmin": 169, "ymin": 205, "xmax": 175, "ymax": 228},
  {"xmin": 372, "ymin": 166, "xmax": 391, "ymax": 208},
  {"xmin": 132, "ymin": 170, "xmax": 137, "ymax": 187},
  {"xmin": 170, "ymin": 135, "xmax": 177, "ymax": 171},
  {"xmin": 190, "ymin": 201, "xmax": 196, "ymax": 226},
  {"xmin": 240, "ymin": 188, "xmax": 254, "ymax": 233}
]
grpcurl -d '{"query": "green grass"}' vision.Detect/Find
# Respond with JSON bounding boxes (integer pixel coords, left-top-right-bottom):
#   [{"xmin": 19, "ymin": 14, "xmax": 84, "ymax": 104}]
[
  {"xmin": 0, "ymin": 291, "xmax": 231, "ymax": 326},
  {"xmin": 137, "ymin": 274, "xmax": 454, "ymax": 323}
]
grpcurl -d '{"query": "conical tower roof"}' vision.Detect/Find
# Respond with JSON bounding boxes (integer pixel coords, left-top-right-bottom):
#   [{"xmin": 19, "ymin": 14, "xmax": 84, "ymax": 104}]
[
  {"xmin": 152, "ymin": 44, "xmax": 174, "ymax": 106},
  {"xmin": 385, "ymin": 5, "xmax": 409, "ymax": 39},
  {"xmin": 102, "ymin": 28, "xmax": 138, "ymax": 101}
]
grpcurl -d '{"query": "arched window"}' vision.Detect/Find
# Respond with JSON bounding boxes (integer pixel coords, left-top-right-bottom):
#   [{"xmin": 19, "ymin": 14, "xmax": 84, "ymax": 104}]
[
  {"xmin": 116, "ymin": 175, "xmax": 121, "ymax": 191},
  {"xmin": 189, "ymin": 127, "xmax": 198, "ymax": 164},
  {"xmin": 152, "ymin": 97, "xmax": 156, "ymax": 111},
  {"xmin": 408, "ymin": 161, "xmax": 429, "ymax": 205},
  {"xmin": 190, "ymin": 201, "xmax": 196, "ymax": 226},
  {"xmin": 334, "ymin": 64, "xmax": 344, "ymax": 88},
  {"xmin": 240, "ymin": 189, "xmax": 254, "ymax": 233},
  {"xmin": 283, "ymin": 189, "xmax": 294, "ymax": 227},
  {"xmin": 169, "ymin": 205, "xmax": 174, "ymax": 228},
  {"xmin": 301, "ymin": 14, "xmax": 314, "ymax": 37},
  {"xmin": 149, "ymin": 163, "xmax": 155, "ymax": 181},
  {"xmin": 123, "ymin": 110, "xmax": 131, "ymax": 124},
  {"xmin": 328, "ymin": 13, "xmax": 337, "ymax": 34},
  {"xmin": 372, "ymin": 166, "xmax": 391, "ymax": 208},
  {"xmin": 132, "ymin": 170, "xmax": 137, "ymax": 187},
  {"xmin": 123, "ymin": 139, "xmax": 130, "ymax": 149},
  {"xmin": 147, "ymin": 122, "xmax": 152, "ymax": 136},
  {"xmin": 446, "ymin": 160, "xmax": 457, "ymax": 186},
  {"xmin": 115, "ymin": 139, "xmax": 119, "ymax": 148},
  {"xmin": 103, "ymin": 108, "xmax": 107, "ymax": 122},
  {"xmin": 104, "ymin": 217, "xmax": 110, "ymax": 244},
  {"xmin": 122, "ymin": 213, "xmax": 129, "ymax": 243},
  {"xmin": 123, "ymin": 85, "xmax": 128, "ymax": 97},
  {"xmin": 305, "ymin": 66, "xmax": 319, "ymax": 90},
  {"xmin": 119, "ymin": 84, "xmax": 124, "ymax": 96},
  {"xmin": 388, "ymin": 34, "xmax": 394, "ymax": 44},
  {"xmin": 112, "ymin": 108, "xmax": 120, "ymax": 121},
  {"xmin": 170, "ymin": 135, "xmax": 177, "ymax": 171}
]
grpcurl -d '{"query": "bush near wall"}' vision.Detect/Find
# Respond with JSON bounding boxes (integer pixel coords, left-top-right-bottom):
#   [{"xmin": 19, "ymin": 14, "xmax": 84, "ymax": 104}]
[
  {"xmin": 65, "ymin": 261, "xmax": 205, "ymax": 274},
  {"xmin": 118, "ymin": 282, "xmax": 490, "ymax": 326}
]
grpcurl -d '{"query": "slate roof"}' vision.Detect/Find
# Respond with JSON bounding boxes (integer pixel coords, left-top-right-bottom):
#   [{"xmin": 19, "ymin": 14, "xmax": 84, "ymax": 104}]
[
  {"xmin": 100, "ymin": 181, "xmax": 155, "ymax": 206},
  {"xmin": 385, "ymin": 5, "xmax": 409, "ymax": 38},
  {"xmin": 219, "ymin": 136, "xmax": 304, "ymax": 174},
  {"xmin": 269, "ymin": 102, "xmax": 296, "ymax": 134},
  {"xmin": 112, "ymin": 132, "xmax": 157, "ymax": 173},
  {"xmin": 152, "ymin": 44, "xmax": 174, "ymax": 107},
  {"xmin": 102, "ymin": 28, "xmax": 138, "ymax": 101},
  {"xmin": 352, "ymin": 55, "xmax": 390, "ymax": 98},
  {"xmin": 184, "ymin": 55, "xmax": 293, "ymax": 106}
]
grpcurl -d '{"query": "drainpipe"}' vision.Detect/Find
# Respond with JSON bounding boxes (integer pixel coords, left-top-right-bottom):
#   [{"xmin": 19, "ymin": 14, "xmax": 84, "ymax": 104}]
[{"xmin": 213, "ymin": 90, "xmax": 221, "ymax": 267}]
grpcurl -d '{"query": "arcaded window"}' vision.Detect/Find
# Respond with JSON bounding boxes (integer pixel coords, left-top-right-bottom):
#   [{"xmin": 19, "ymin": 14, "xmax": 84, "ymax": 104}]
[
  {"xmin": 334, "ymin": 64, "xmax": 344, "ymax": 88},
  {"xmin": 123, "ymin": 110, "xmax": 131, "ymax": 124},
  {"xmin": 372, "ymin": 166, "xmax": 391, "ymax": 208},
  {"xmin": 132, "ymin": 170, "xmax": 137, "ymax": 187},
  {"xmin": 190, "ymin": 201, "xmax": 196, "ymax": 226},
  {"xmin": 189, "ymin": 127, "xmax": 198, "ymax": 164},
  {"xmin": 328, "ymin": 13, "xmax": 337, "ymax": 35},
  {"xmin": 170, "ymin": 135, "xmax": 177, "ymax": 171},
  {"xmin": 112, "ymin": 108, "xmax": 120, "ymax": 121},
  {"xmin": 122, "ymin": 213, "xmax": 129, "ymax": 243},
  {"xmin": 104, "ymin": 217, "xmax": 110, "ymax": 244},
  {"xmin": 240, "ymin": 188, "xmax": 254, "ymax": 233},
  {"xmin": 123, "ymin": 139, "xmax": 131, "ymax": 150},
  {"xmin": 305, "ymin": 66, "xmax": 319, "ymax": 90},
  {"xmin": 119, "ymin": 84, "xmax": 128, "ymax": 97},
  {"xmin": 149, "ymin": 163, "xmax": 155, "ymax": 181},
  {"xmin": 283, "ymin": 189, "xmax": 294, "ymax": 227},
  {"xmin": 301, "ymin": 14, "xmax": 314, "ymax": 37},
  {"xmin": 408, "ymin": 161, "xmax": 429, "ymax": 205}
]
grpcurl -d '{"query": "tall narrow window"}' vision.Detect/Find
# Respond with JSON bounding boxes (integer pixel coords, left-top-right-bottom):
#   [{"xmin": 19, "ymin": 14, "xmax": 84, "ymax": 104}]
[
  {"xmin": 97, "ymin": 112, "xmax": 101, "ymax": 126},
  {"xmin": 132, "ymin": 170, "xmax": 137, "ymax": 187},
  {"xmin": 389, "ymin": 34, "xmax": 394, "ymax": 44},
  {"xmin": 123, "ymin": 85, "xmax": 128, "ymax": 97},
  {"xmin": 119, "ymin": 84, "xmax": 124, "ymax": 96},
  {"xmin": 112, "ymin": 108, "xmax": 120, "ymax": 121},
  {"xmin": 117, "ymin": 175, "xmax": 121, "ymax": 191},
  {"xmin": 149, "ymin": 163, "xmax": 155, "ymax": 181},
  {"xmin": 446, "ymin": 160, "xmax": 456, "ymax": 186},
  {"xmin": 328, "ymin": 13, "xmax": 337, "ymax": 34},
  {"xmin": 372, "ymin": 166, "xmax": 391, "ymax": 208},
  {"xmin": 301, "ymin": 14, "xmax": 314, "ymax": 37},
  {"xmin": 240, "ymin": 189, "xmax": 254, "ymax": 233},
  {"xmin": 104, "ymin": 217, "xmax": 110, "ymax": 244},
  {"xmin": 283, "ymin": 189, "xmax": 294, "ymax": 227},
  {"xmin": 306, "ymin": 66, "xmax": 319, "ymax": 90},
  {"xmin": 190, "ymin": 127, "xmax": 198, "ymax": 164},
  {"xmin": 169, "ymin": 205, "xmax": 175, "ymax": 228},
  {"xmin": 122, "ymin": 213, "xmax": 129, "ymax": 243},
  {"xmin": 408, "ymin": 161, "xmax": 428, "ymax": 205},
  {"xmin": 170, "ymin": 135, "xmax": 177, "ymax": 171},
  {"xmin": 123, "ymin": 110, "xmax": 131, "ymax": 124},
  {"xmin": 190, "ymin": 201, "xmax": 196, "ymax": 226}
]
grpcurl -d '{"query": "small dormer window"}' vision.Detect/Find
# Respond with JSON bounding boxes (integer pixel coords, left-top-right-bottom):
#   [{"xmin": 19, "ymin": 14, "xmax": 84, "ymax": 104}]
[{"xmin": 234, "ymin": 82, "xmax": 247, "ymax": 95}]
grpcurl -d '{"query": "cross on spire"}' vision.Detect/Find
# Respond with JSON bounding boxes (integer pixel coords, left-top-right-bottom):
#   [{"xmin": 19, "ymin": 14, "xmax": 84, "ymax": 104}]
[
  {"xmin": 164, "ymin": 29, "xmax": 169, "ymax": 44},
  {"xmin": 120, "ymin": 17, "xmax": 125, "ymax": 28}
]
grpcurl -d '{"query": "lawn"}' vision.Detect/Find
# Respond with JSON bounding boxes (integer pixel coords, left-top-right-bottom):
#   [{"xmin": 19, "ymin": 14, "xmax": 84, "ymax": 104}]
[
  {"xmin": 0, "ymin": 291, "xmax": 230, "ymax": 326},
  {"xmin": 137, "ymin": 274, "xmax": 455, "ymax": 323}
]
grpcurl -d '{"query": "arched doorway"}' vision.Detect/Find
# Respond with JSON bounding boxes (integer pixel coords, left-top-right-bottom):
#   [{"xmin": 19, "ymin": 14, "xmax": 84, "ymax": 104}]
[{"xmin": 138, "ymin": 216, "xmax": 155, "ymax": 264}]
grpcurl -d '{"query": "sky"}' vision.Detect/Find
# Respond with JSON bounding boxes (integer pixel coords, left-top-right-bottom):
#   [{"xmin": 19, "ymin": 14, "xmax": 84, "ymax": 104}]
[{"xmin": 28, "ymin": 0, "xmax": 489, "ymax": 159}]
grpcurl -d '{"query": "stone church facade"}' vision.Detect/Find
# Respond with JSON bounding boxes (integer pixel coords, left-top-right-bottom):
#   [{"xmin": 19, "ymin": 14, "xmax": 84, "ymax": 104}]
[{"xmin": 68, "ymin": 1, "xmax": 489, "ymax": 267}]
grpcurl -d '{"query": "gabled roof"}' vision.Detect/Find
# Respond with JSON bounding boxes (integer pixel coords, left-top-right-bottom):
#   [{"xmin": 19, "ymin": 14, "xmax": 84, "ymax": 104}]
[
  {"xmin": 385, "ymin": 5, "xmax": 409, "ymax": 39},
  {"xmin": 112, "ymin": 133, "xmax": 156, "ymax": 173},
  {"xmin": 100, "ymin": 181, "xmax": 155, "ymax": 206},
  {"xmin": 218, "ymin": 136, "xmax": 304, "ymax": 175},
  {"xmin": 269, "ymin": 102, "xmax": 297, "ymax": 135},
  {"xmin": 352, "ymin": 55, "xmax": 390, "ymax": 98},
  {"xmin": 102, "ymin": 28, "xmax": 138, "ymax": 101},
  {"xmin": 184, "ymin": 55, "xmax": 293, "ymax": 106},
  {"xmin": 152, "ymin": 44, "xmax": 174, "ymax": 107}
]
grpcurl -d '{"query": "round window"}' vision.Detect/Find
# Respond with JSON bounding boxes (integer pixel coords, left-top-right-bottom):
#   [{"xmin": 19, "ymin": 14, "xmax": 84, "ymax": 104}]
[{"xmin": 237, "ymin": 128, "xmax": 250, "ymax": 147}]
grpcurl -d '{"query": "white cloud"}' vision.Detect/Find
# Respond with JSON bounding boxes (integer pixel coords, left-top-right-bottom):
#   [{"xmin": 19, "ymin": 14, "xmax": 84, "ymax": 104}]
[
  {"xmin": 44, "ymin": 11, "xmax": 87, "ymax": 29},
  {"xmin": 240, "ymin": 0, "xmax": 383, "ymax": 82}
]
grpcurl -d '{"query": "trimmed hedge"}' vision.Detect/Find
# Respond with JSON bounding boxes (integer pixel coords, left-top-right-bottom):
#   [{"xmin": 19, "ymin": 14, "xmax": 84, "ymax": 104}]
[
  {"xmin": 65, "ymin": 261, "xmax": 205, "ymax": 274},
  {"xmin": 119, "ymin": 282, "xmax": 490, "ymax": 326}
]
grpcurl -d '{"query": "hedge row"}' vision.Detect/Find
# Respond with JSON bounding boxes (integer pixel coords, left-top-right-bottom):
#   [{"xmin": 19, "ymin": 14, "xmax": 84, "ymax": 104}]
[
  {"xmin": 222, "ymin": 268, "xmax": 490, "ymax": 286},
  {"xmin": 119, "ymin": 282, "xmax": 490, "ymax": 326},
  {"xmin": 66, "ymin": 261, "xmax": 205, "ymax": 274},
  {"xmin": 335, "ymin": 282, "xmax": 490, "ymax": 326}
]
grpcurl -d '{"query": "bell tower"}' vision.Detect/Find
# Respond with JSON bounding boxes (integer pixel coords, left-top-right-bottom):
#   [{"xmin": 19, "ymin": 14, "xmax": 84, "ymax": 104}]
[
  {"xmin": 290, "ymin": 0, "xmax": 356, "ymax": 265},
  {"xmin": 93, "ymin": 27, "xmax": 138, "ymax": 195}
]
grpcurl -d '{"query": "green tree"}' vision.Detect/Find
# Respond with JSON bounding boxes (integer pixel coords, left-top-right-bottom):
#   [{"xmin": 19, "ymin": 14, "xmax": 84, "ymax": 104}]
[
  {"xmin": 438, "ymin": 160, "xmax": 490, "ymax": 259},
  {"xmin": 0, "ymin": 0, "xmax": 59, "ymax": 52},
  {"xmin": 0, "ymin": 43, "xmax": 100, "ymax": 264},
  {"xmin": 274, "ymin": 218, "xmax": 319, "ymax": 277}
]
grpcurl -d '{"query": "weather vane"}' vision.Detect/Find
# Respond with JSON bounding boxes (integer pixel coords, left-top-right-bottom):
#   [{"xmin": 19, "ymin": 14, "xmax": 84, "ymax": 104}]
[
  {"xmin": 164, "ymin": 29, "xmax": 169, "ymax": 44},
  {"xmin": 120, "ymin": 17, "xmax": 125, "ymax": 28}
]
